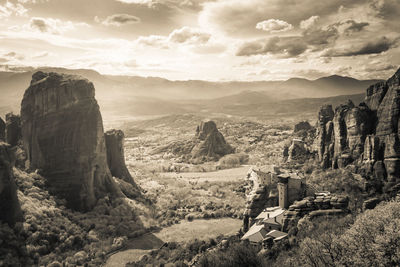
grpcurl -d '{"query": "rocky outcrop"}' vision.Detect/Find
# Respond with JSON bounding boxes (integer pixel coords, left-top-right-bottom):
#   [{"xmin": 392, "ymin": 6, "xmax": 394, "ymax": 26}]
[
  {"xmin": 191, "ymin": 121, "xmax": 234, "ymax": 161},
  {"xmin": 105, "ymin": 129, "xmax": 136, "ymax": 185},
  {"xmin": 0, "ymin": 117, "xmax": 5, "ymax": 141},
  {"xmin": 282, "ymin": 193, "xmax": 349, "ymax": 231},
  {"xmin": 294, "ymin": 121, "xmax": 312, "ymax": 132},
  {"xmin": 5, "ymin": 113, "xmax": 21, "ymax": 146},
  {"xmin": 20, "ymin": 72, "xmax": 121, "ymax": 211},
  {"xmin": 287, "ymin": 139, "xmax": 309, "ymax": 162},
  {"xmin": 0, "ymin": 143, "xmax": 23, "ymax": 225},
  {"xmin": 316, "ymin": 68, "xmax": 400, "ymax": 193}
]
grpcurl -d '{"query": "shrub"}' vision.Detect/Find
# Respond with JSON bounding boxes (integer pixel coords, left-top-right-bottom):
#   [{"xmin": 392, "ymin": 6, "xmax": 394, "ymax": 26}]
[{"xmin": 218, "ymin": 153, "xmax": 249, "ymax": 169}]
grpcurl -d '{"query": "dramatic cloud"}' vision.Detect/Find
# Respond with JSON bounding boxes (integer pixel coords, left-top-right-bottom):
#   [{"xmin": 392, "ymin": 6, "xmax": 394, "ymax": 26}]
[
  {"xmin": 236, "ymin": 37, "xmax": 307, "ymax": 57},
  {"xmin": 255, "ymin": 19, "xmax": 293, "ymax": 33},
  {"xmin": 96, "ymin": 14, "xmax": 141, "ymax": 26},
  {"xmin": 343, "ymin": 20, "xmax": 369, "ymax": 34},
  {"xmin": 237, "ymin": 20, "xmax": 340, "ymax": 57},
  {"xmin": 302, "ymin": 25, "xmax": 339, "ymax": 46},
  {"xmin": 199, "ymin": 0, "xmax": 365, "ymax": 36},
  {"xmin": 369, "ymin": 0, "xmax": 400, "ymax": 19},
  {"xmin": 0, "ymin": 1, "xmax": 27, "ymax": 19},
  {"xmin": 323, "ymin": 36, "xmax": 398, "ymax": 57}
]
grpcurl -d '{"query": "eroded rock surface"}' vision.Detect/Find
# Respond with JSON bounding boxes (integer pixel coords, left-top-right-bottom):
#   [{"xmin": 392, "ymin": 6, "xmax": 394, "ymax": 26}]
[
  {"xmin": 191, "ymin": 121, "xmax": 234, "ymax": 161},
  {"xmin": 20, "ymin": 71, "xmax": 121, "ymax": 211},
  {"xmin": 316, "ymin": 68, "xmax": 400, "ymax": 193},
  {"xmin": 105, "ymin": 129, "xmax": 138, "ymax": 188}
]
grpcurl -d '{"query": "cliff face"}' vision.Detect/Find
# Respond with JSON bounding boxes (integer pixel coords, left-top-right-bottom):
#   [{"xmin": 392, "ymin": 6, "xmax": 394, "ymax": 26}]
[
  {"xmin": 105, "ymin": 129, "xmax": 139, "ymax": 191},
  {"xmin": 316, "ymin": 68, "xmax": 400, "ymax": 191},
  {"xmin": 20, "ymin": 71, "xmax": 121, "ymax": 211},
  {"xmin": 191, "ymin": 121, "xmax": 234, "ymax": 160},
  {"xmin": 0, "ymin": 143, "xmax": 23, "ymax": 225}
]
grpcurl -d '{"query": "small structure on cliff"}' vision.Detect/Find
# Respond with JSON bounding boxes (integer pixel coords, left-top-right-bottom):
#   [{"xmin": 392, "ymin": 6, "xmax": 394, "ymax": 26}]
[
  {"xmin": 243, "ymin": 166, "xmax": 305, "ymax": 231},
  {"xmin": 277, "ymin": 173, "xmax": 305, "ymax": 209}
]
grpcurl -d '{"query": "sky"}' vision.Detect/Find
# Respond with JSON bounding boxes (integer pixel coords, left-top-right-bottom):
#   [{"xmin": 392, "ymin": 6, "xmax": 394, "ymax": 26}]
[{"xmin": 0, "ymin": 0, "xmax": 399, "ymax": 81}]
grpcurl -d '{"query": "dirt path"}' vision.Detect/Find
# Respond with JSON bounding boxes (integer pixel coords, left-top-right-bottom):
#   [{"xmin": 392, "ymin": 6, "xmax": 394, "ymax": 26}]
[{"xmin": 104, "ymin": 218, "xmax": 242, "ymax": 267}]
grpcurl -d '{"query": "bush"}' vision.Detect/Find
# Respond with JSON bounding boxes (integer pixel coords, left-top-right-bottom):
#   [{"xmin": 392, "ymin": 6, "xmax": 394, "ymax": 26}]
[{"xmin": 218, "ymin": 153, "xmax": 249, "ymax": 169}]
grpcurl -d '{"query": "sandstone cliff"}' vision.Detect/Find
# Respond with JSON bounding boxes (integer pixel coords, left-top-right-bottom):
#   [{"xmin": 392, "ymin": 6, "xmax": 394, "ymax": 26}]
[
  {"xmin": 316, "ymin": 68, "xmax": 400, "ymax": 193},
  {"xmin": 105, "ymin": 129, "xmax": 139, "ymax": 194},
  {"xmin": 191, "ymin": 121, "xmax": 234, "ymax": 161},
  {"xmin": 0, "ymin": 142, "xmax": 23, "ymax": 225},
  {"xmin": 20, "ymin": 71, "xmax": 121, "ymax": 211}
]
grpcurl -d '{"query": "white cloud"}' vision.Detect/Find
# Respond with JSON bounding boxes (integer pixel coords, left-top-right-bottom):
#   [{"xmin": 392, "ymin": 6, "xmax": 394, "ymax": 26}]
[
  {"xmin": 168, "ymin": 26, "xmax": 210, "ymax": 44},
  {"xmin": 135, "ymin": 26, "xmax": 224, "ymax": 54},
  {"xmin": 256, "ymin": 19, "xmax": 293, "ymax": 33},
  {"xmin": 300, "ymin": 16, "xmax": 320, "ymax": 30}
]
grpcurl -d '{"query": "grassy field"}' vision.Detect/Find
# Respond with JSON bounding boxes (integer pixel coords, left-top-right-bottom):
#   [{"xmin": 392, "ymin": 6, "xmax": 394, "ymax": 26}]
[
  {"xmin": 159, "ymin": 165, "xmax": 250, "ymax": 182},
  {"xmin": 104, "ymin": 218, "xmax": 242, "ymax": 267}
]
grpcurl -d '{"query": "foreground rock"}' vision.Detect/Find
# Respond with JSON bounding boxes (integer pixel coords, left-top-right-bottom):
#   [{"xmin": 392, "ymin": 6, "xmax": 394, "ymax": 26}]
[
  {"xmin": 0, "ymin": 143, "xmax": 23, "ymax": 225},
  {"xmin": 5, "ymin": 113, "xmax": 21, "ymax": 146},
  {"xmin": 316, "ymin": 68, "xmax": 400, "ymax": 193},
  {"xmin": 0, "ymin": 117, "xmax": 5, "ymax": 141},
  {"xmin": 191, "ymin": 121, "xmax": 234, "ymax": 161},
  {"xmin": 20, "ymin": 72, "xmax": 121, "ymax": 211}
]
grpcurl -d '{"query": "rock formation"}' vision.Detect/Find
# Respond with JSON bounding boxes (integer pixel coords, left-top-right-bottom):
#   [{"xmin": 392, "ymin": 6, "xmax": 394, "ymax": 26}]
[
  {"xmin": 105, "ymin": 129, "xmax": 137, "ymax": 186},
  {"xmin": 191, "ymin": 121, "xmax": 234, "ymax": 161},
  {"xmin": 5, "ymin": 113, "xmax": 21, "ymax": 146},
  {"xmin": 0, "ymin": 117, "xmax": 5, "ymax": 141},
  {"xmin": 316, "ymin": 68, "xmax": 400, "ymax": 193},
  {"xmin": 287, "ymin": 139, "xmax": 309, "ymax": 162},
  {"xmin": 0, "ymin": 142, "xmax": 23, "ymax": 225},
  {"xmin": 20, "ymin": 71, "xmax": 121, "ymax": 211},
  {"xmin": 282, "ymin": 193, "xmax": 349, "ymax": 231},
  {"xmin": 294, "ymin": 121, "xmax": 312, "ymax": 132}
]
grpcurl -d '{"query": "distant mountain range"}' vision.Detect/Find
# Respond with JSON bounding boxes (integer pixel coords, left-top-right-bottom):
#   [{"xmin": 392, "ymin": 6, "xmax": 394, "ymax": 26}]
[{"xmin": 0, "ymin": 67, "xmax": 382, "ymax": 119}]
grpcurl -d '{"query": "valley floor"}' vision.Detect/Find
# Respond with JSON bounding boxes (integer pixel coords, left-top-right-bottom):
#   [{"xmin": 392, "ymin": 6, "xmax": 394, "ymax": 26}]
[{"xmin": 104, "ymin": 218, "xmax": 242, "ymax": 267}]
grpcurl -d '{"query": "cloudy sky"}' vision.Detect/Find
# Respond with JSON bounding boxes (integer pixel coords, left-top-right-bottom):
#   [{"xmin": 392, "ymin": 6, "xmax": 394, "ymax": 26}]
[{"xmin": 0, "ymin": 0, "xmax": 399, "ymax": 81}]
